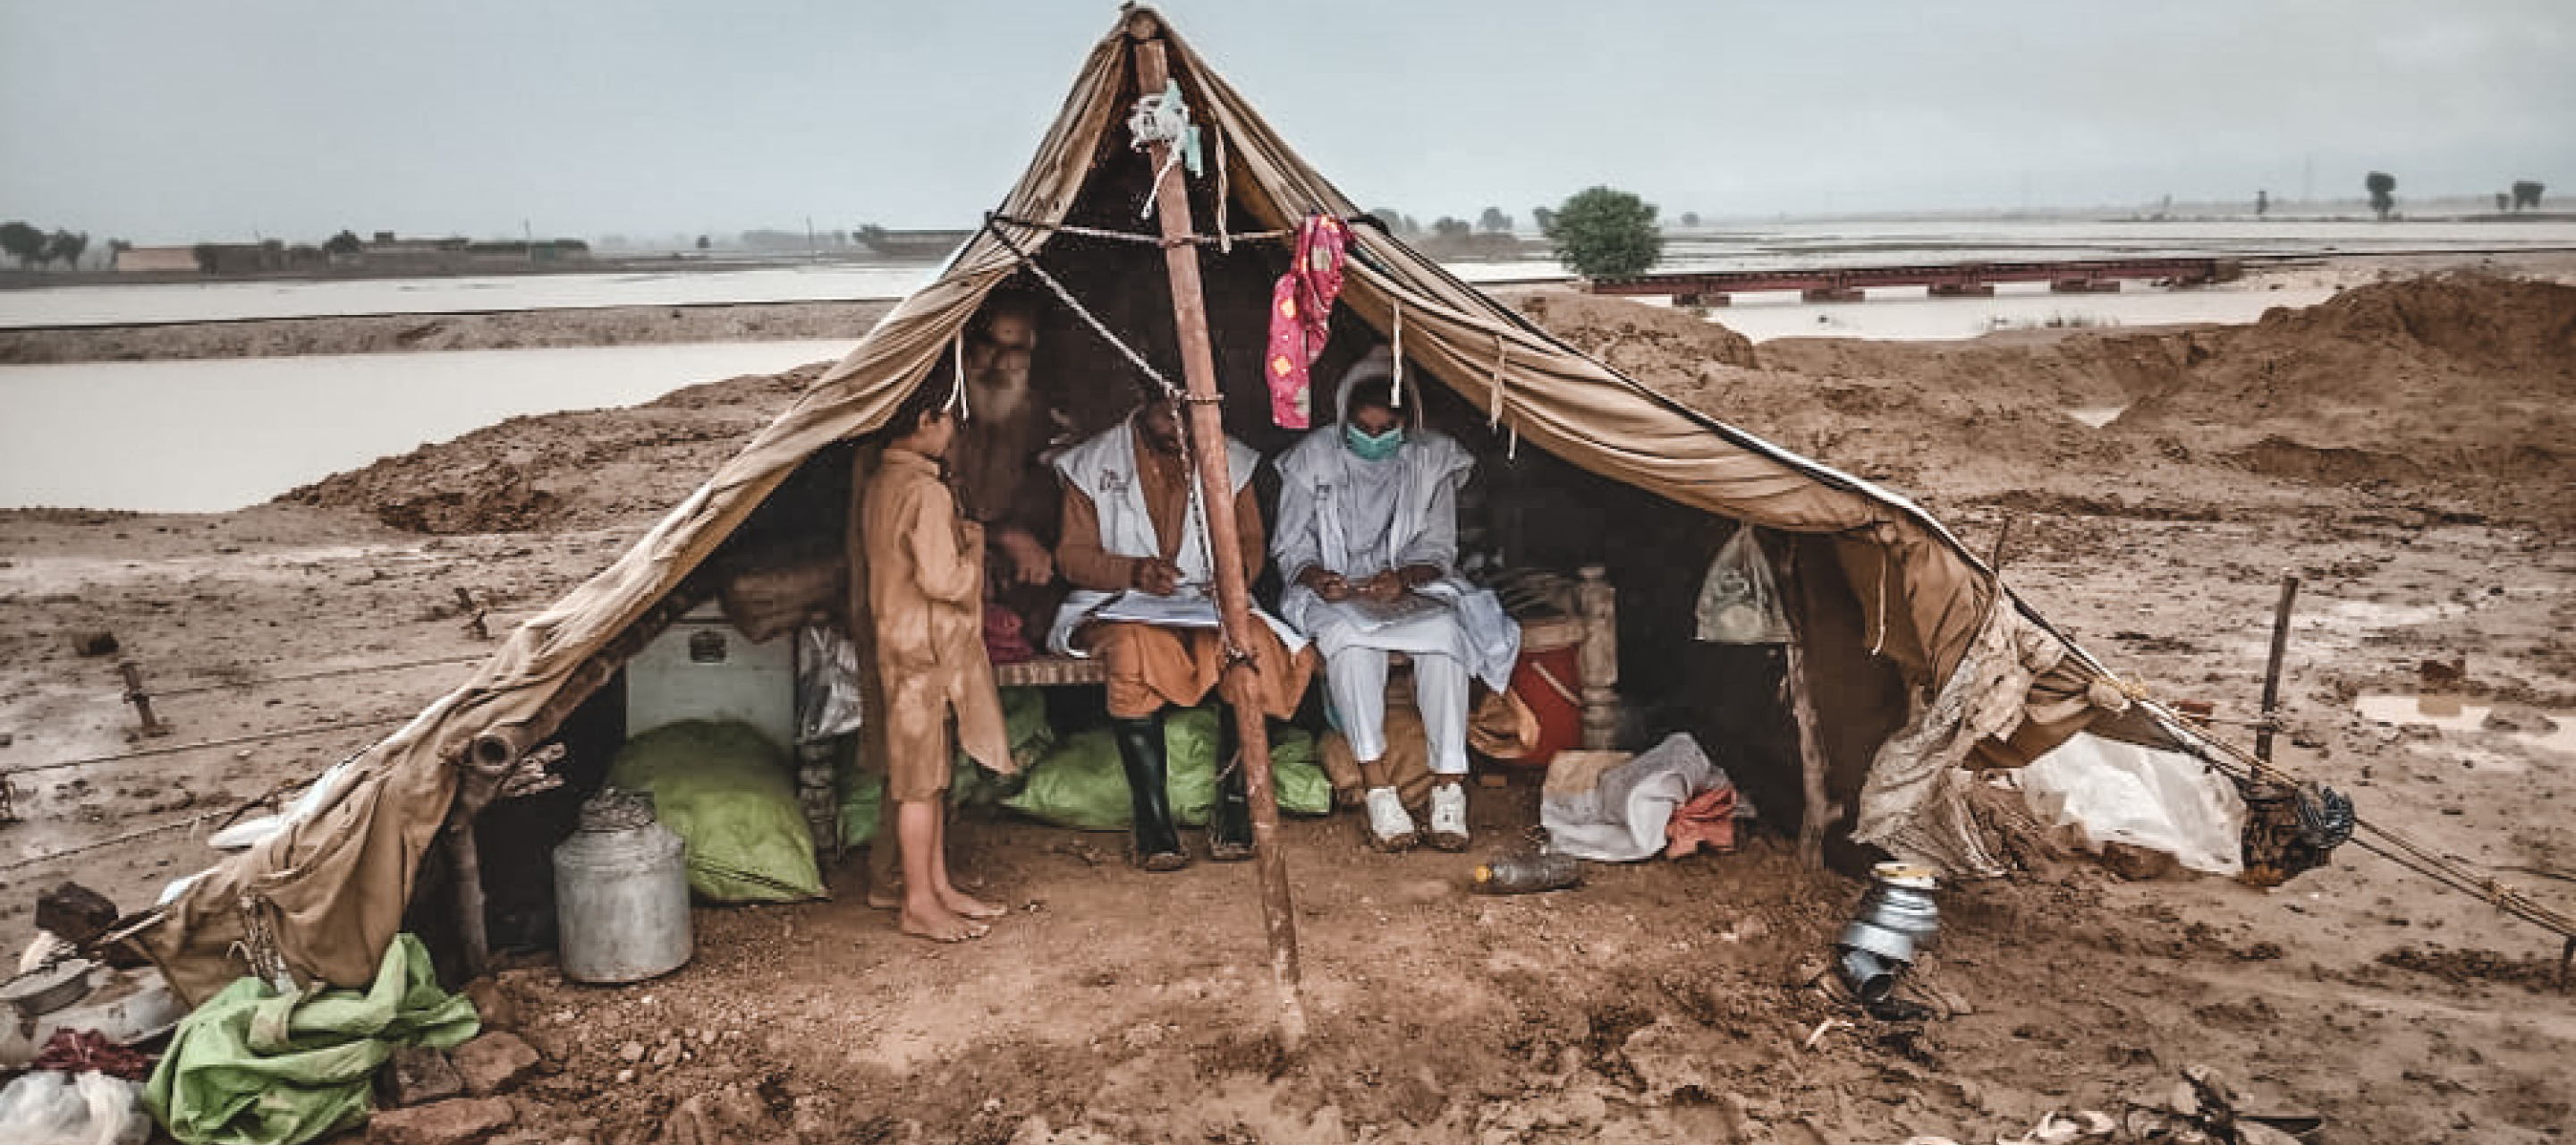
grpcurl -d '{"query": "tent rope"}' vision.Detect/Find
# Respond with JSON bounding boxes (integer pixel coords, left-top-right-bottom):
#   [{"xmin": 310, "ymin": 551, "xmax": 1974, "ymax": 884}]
[
  {"xmin": 985, "ymin": 213, "xmax": 1292, "ymax": 248},
  {"xmin": 984, "ymin": 216, "xmax": 1184, "ymax": 404},
  {"xmin": 948, "ymin": 328, "xmax": 970, "ymax": 420},
  {"xmin": 1390, "ymin": 297, "xmax": 1404, "ymax": 408},
  {"xmin": 2131, "ymin": 691, "xmax": 2576, "ymax": 941},
  {"xmin": 1127, "ymin": 79, "xmax": 1200, "ymax": 221},
  {"xmin": 980, "ymin": 215, "xmax": 1226, "ymax": 606},
  {"xmin": 1214, "ymin": 123, "xmax": 1231, "ymax": 254}
]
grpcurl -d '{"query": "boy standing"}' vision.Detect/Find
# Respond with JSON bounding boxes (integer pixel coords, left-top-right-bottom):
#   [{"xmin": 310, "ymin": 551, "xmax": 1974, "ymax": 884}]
[{"xmin": 860, "ymin": 383, "xmax": 1014, "ymax": 941}]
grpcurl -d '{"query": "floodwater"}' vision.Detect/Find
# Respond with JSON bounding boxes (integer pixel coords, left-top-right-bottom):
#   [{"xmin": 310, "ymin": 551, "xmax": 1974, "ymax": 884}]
[
  {"xmin": 1663, "ymin": 280, "xmax": 2340, "ymax": 342},
  {"xmin": 7, "ymin": 218, "xmax": 2568, "ymax": 329},
  {"xmin": 2354, "ymin": 692, "xmax": 2576, "ymax": 756},
  {"xmin": 0, "ymin": 341, "xmax": 855, "ymax": 513}
]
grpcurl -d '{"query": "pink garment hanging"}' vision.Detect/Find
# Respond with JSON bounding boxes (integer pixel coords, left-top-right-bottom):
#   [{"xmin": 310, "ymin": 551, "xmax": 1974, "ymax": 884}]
[{"xmin": 1263, "ymin": 215, "xmax": 1350, "ymax": 428}]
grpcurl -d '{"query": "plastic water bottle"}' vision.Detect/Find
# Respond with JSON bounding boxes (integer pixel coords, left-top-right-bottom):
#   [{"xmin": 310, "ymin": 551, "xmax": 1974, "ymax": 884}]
[{"xmin": 1470, "ymin": 852, "xmax": 1582, "ymax": 895}]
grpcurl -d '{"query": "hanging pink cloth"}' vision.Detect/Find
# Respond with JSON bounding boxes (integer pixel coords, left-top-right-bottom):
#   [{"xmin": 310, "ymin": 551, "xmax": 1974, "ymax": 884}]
[{"xmin": 1264, "ymin": 214, "xmax": 1349, "ymax": 428}]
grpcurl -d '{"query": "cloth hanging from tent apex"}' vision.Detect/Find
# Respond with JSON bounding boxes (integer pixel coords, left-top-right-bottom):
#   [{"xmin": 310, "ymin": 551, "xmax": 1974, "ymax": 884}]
[{"xmin": 1264, "ymin": 215, "xmax": 1348, "ymax": 428}]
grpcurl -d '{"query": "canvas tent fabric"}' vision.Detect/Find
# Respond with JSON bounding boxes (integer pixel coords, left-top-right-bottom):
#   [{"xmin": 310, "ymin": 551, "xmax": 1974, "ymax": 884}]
[{"xmin": 128, "ymin": 8, "xmax": 2134, "ymax": 1005}]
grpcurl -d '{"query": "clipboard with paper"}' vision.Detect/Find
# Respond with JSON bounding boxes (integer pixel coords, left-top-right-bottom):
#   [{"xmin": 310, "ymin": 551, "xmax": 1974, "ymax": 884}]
[{"xmin": 1087, "ymin": 589, "xmax": 1224, "ymax": 629}]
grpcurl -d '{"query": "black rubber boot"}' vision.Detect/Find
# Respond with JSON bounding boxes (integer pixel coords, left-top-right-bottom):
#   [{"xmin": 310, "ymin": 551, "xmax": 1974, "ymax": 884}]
[
  {"xmin": 1208, "ymin": 707, "xmax": 1255, "ymax": 861},
  {"xmin": 1112, "ymin": 714, "xmax": 1187, "ymax": 871}
]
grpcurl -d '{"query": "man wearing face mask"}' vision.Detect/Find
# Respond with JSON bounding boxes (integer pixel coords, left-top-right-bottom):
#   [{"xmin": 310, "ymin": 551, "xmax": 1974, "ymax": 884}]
[{"xmin": 1274, "ymin": 346, "xmax": 1521, "ymax": 852}]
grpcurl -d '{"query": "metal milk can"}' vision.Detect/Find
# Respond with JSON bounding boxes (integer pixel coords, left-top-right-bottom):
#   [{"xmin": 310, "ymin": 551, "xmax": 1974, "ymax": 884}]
[{"xmin": 553, "ymin": 788, "xmax": 691, "ymax": 984}]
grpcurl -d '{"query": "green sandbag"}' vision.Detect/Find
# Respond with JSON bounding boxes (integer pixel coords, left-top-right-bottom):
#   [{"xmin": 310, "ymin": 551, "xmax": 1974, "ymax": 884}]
[
  {"xmin": 1269, "ymin": 727, "xmax": 1331, "ymax": 817},
  {"xmin": 608, "ymin": 719, "xmax": 824, "ymax": 903},
  {"xmin": 1000, "ymin": 727, "xmax": 1130, "ymax": 831},
  {"xmin": 1003, "ymin": 709, "xmax": 1331, "ymax": 830},
  {"xmin": 143, "ymin": 933, "xmax": 479, "ymax": 1145},
  {"xmin": 836, "ymin": 688, "xmax": 1055, "ymax": 844},
  {"xmin": 836, "ymin": 734, "xmax": 883, "ymax": 846},
  {"xmin": 953, "ymin": 686, "xmax": 1053, "ymax": 807}
]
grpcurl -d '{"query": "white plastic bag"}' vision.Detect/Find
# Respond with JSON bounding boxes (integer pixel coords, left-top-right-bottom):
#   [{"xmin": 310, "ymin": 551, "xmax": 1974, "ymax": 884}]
[
  {"xmin": 1694, "ymin": 529, "xmax": 1792, "ymax": 644},
  {"xmin": 2021, "ymin": 732, "xmax": 2246, "ymax": 875},
  {"xmin": 0, "ymin": 1071, "xmax": 151, "ymax": 1145}
]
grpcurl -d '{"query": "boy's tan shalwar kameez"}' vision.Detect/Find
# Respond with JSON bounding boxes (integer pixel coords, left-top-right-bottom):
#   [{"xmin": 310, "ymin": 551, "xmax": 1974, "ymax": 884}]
[{"xmin": 860, "ymin": 445, "xmax": 1010, "ymax": 801}]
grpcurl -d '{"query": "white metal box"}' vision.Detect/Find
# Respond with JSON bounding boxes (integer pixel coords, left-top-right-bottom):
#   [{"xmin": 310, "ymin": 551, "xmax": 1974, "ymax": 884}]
[{"xmin": 624, "ymin": 603, "xmax": 795, "ymax": 747}]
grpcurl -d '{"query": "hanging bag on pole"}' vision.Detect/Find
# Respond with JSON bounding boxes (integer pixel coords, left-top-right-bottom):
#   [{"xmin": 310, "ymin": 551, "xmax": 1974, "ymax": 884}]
[{"xmin": 1695, "ymin": 529, "xmax": 1792, "ymax": 644}]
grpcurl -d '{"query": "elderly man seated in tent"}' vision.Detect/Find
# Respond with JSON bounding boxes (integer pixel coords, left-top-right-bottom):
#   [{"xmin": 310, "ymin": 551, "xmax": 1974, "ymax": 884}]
[
  {"xmin": 1049, "ymin": 392, "xmax": 1317, "ymax": 869},
  {"xmin": 1275, "ymin": 348, "xmax": 1520, "ymax": 852}
]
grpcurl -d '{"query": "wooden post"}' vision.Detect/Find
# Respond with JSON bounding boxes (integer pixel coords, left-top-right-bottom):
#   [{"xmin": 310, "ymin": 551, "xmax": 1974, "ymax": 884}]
[
  {"xmin": 118, "ymin": 660, "xmax": 171, "ymax": 737},
  {"xmin": 1575, "ymin": 564, "xmax": 1620, "ymax": 750},
  {"xmin": 1777, "ymin": 539, "xmax": 1835, "ymax": 869},
  {"xmin": 1126, "ymin": 13, "xmax": 1307, "ymax": 1054},
  {"xmin": 2255, "ymin": 572, "xmax": 2300, "ymax": 765}
]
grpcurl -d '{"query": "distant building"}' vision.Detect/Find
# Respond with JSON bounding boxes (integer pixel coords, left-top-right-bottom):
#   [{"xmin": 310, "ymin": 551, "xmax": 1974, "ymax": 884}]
[{"xmin": 112, "ymin": 246, "xmax": 199, "ymax": 273}]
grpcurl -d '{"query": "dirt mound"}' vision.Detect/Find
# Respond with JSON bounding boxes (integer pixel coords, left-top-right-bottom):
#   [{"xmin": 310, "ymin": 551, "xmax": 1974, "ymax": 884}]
[
  {"xmin": 282, "ymin": 366, "xmax": 822, "ymax": 533},
  {"xmin": 1513, "ymin": 275, "xmax": 2575, "ymax": 526},
  {"xmin": 1513, "ymin": 292, "xmax": 1759, "ymax": 369}
]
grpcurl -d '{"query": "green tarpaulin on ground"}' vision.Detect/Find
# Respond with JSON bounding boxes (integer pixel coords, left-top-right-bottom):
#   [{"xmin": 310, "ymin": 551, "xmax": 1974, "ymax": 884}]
[{"xmin": 141, "ymin": 932, "xmax": 478, "ymax": 1145}]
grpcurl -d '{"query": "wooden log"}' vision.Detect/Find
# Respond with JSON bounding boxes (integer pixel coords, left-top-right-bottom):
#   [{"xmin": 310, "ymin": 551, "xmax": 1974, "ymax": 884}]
[
  {"xmin": 446, "ymin": 822, "xmax": 490, "ymax": 977},
  {"xmin": 1128, "ymin": 18, "xmax": 1308, "ymax": 1055}
]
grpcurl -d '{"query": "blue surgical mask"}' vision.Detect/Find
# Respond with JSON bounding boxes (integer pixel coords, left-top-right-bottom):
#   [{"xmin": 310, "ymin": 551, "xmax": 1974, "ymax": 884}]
[{"xmin": 1343, "ymin": 423, "xmax": 1404, "ymax": 461}]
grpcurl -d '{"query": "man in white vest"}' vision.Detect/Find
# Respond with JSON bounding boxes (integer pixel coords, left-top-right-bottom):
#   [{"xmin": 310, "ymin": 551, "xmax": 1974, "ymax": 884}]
[
  {"xmin": 1050, "ymin": 394, "xmax": 1316, "ymax": 869},
  {"xmin": 1275, "ymin": 348, "xmax": 1521, "ymax": 852}
]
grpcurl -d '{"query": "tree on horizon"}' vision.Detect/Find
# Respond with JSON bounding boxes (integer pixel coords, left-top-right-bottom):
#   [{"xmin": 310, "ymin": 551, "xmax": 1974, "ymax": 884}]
[
  {"xmin": 2365, "ymin": 172, "xmax": 2397, "ymax": 220},
  {"xmin": 1544, "ymin": 186, "xmax": 1661, "ymax": 277}
]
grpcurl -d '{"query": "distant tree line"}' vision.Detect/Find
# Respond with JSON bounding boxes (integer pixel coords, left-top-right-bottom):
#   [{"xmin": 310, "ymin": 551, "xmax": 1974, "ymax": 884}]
[{"xmin": 0, "ymin": 221, "xmax": 95, "ymax": 270}]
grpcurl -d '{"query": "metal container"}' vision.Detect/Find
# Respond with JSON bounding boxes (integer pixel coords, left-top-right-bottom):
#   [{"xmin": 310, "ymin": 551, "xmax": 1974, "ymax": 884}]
[
  {"xmin": 554, "ymin": 789, "xmax": 691, "ymax": 984},
  {"xmin": 1834, "ymin": 863, "xmax": 1941, "ymax": 1002}
]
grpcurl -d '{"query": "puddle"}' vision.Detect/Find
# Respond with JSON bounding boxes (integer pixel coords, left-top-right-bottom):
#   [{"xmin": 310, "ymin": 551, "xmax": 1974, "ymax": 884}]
[
  {"xmin": 2064, "ymin": 404, "xmax": 2128, "ymax": 428},
  {"xmin": 2354, "ymin": 693, "xmax": 2576, "ymax": 756}
]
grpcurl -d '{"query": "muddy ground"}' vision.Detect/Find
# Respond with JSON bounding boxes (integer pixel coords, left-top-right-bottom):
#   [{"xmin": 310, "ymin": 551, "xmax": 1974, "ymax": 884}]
[{"xmin": 2, "ymin": 265, "xmax": 2572, "ymax": 1143}]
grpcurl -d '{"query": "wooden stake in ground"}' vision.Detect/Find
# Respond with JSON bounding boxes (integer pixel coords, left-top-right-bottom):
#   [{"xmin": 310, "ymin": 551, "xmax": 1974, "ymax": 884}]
[
  {"xmin": 2255, "ymin": 572, "xmax": 2300, "ymax": 767},
  {"xmin": 1777, "ymin": 538, "xmax": 1835, "ymax": 869},
  {"xmin": 1126, "ymin": 12, "xmax": 1308, "ymax": 1054}
]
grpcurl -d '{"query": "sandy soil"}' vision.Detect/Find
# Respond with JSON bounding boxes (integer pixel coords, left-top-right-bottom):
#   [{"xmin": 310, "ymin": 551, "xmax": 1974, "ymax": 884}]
[{"xmin": 3, "ymin": 268, "xmax": 2573, "ymax": 1143}]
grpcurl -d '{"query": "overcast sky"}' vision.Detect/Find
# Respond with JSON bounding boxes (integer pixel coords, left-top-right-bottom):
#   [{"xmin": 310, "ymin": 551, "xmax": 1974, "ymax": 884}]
[{"xmin": 3, "ymin": 1, "xmax": 2568, "ymax": 244}]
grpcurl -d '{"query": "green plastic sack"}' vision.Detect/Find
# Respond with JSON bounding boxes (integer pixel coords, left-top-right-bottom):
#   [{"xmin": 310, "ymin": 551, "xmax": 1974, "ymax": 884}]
[
  {"xmin": 608, "ymin": 719, "xmax": 824, "ymax": 903},
  {"xmin": 953, "ymin": 686, "xmax": 1053, "ymax": 807},
  {"xmin": 1002, "ymin": 709, "xmax": 1332, "ymax": 831},
  {"xmin": 836, "ymin": 734, "xmax": 884, "ymax": 847},
  {"xmin": 835, "ymin": 688, "xmax": 1055, "ymax": 844},
  {"xmin": 143, "ymin": 933, "xmax": 479, "ymax": 1145}
]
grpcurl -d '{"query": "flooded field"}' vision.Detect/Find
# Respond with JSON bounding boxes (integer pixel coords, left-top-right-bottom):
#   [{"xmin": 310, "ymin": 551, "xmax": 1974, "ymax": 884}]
[
  {"xmin": 7, "ymin": 218, "xmax": 2569, "ymax": 329},
  {"xmin": 0, "ymin": 340, "xmax": 853, "ymax": 512}
]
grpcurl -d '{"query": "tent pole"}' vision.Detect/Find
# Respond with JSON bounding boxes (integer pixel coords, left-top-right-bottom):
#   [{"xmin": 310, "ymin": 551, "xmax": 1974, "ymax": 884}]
[
  {"xmin": 1779, "ymin": 538, "xmax": 1835, "ymax": 869},
  {"xmin": 1127, "ymin": 13, "xmax": 1309, "ymax": 1055}
]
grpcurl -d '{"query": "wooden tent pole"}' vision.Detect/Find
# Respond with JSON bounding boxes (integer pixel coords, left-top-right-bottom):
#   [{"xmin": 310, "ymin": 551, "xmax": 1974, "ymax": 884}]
[
  {"xmin": 1778, "ymin": 538, "xmax": 1835, "ymax": 869},
  {"xmin": 1126, "ymin": 13, "xmax": 1309, "ymax": 1055}
]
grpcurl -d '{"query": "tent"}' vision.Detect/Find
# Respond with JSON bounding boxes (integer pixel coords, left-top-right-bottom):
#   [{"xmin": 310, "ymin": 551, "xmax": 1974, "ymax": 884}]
[{"xmin": 128, "ymin": 7, "xmax": 2157, "ymax": 1005}]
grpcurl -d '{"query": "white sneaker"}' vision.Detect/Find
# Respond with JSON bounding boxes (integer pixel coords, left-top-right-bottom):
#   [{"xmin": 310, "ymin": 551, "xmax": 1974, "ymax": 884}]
[
  {"xmin": 1427, "ymin": 783, "xmax": 1470, "ymax": 852},
  {"xmin": 1363, "ymin": 786, "xmax": 1418, "ymax": 852}
]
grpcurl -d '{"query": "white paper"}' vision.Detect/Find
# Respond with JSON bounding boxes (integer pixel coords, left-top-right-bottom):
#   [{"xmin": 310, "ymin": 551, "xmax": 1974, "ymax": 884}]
[{"xmin": 1089, "ymin": 590, "xmax": 1224, "ymax": 629}]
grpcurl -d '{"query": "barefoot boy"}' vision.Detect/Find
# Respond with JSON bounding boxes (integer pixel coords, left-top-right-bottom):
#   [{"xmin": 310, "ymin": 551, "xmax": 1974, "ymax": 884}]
[{"xmin": 860, "ymin": 383, "xmax": 1014, "ymax": 941}]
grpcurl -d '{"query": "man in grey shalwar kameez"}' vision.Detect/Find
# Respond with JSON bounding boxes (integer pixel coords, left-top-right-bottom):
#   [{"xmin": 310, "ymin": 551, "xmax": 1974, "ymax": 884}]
[{"xmin": 1275, "ymin": 347, "xmax": 1520, "ymax": 851}]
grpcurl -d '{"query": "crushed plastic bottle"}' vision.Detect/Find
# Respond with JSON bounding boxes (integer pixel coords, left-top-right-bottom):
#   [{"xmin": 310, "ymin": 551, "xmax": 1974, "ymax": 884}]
[{"xmin": 1470, "ymin": 852, "xmax": 1582, "ymax": 895}]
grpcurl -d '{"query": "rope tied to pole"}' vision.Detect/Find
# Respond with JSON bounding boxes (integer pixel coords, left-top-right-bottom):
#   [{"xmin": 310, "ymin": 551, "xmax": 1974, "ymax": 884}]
[{"xmin": 1126, "ymin": 78, "xmax": 1202, "ymax": 221}]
